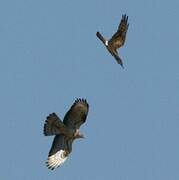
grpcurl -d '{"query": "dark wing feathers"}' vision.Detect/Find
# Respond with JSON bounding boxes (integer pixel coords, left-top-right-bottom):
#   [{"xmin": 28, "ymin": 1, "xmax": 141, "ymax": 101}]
[
  {"xmin": 48, "ymin": 135, "xmax": 72, "ymax": 157},
  {"xmin": 118, "ymin": 14, "xmax": 129, "ymax": 44},
  {"xmin": 96, "ymin": 31, "xmax": 106, "ymax": 45},
  {"xmin": 44, "ymin": 98, "xmax": 89, "ymax": 136},
  {"xmin": 44, "ymin": 98, "xmax": 89, "ymax": 170},
  {"xmin": 63, "ymin": 98, "xmax": 89, "ymax": 129},
  {"xmin": 47, "ymin": 134, "xmax": 73, "ymax": 170},
  {"xmin": 113, "ymin": 53, "xmax": 124, "ymax": 68},
  {"xmin": 109, "ymin": 14, "xmax": 129, "ymax": 48}
]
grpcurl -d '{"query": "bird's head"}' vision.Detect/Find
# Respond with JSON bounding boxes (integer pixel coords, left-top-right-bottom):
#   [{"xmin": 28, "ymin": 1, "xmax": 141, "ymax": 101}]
[{"xmin": 74, "ymin": 129, "xmax": 85, "ymax": 139}]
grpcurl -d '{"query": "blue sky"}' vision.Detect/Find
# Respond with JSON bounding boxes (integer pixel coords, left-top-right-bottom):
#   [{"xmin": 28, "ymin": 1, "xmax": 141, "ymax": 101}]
[{"xmin": 0, "ymin": 0, "xmax": 179, "ymax": 179}]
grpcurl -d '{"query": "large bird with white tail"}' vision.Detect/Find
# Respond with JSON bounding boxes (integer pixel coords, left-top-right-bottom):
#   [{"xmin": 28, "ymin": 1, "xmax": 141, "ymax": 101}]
[
  {"xmin": 43, "ymin": 98, "xmax": 89, "ymax": 170},
  {"xmin": 96, "ymin": 14, "xmax": 129, "ymax": 68}
]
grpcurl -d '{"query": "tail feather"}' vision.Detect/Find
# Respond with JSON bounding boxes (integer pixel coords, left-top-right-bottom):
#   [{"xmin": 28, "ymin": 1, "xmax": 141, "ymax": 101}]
[{"xmin": 44, "ymin": 113, "xmax": 63, "ymax": 136}]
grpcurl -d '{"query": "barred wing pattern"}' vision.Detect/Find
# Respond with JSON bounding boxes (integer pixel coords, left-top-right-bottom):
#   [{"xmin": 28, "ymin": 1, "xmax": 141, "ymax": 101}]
[
  {"xmin": 108, "ymin": 14, "xmax": 129, "ymax": 49},
  {"xmin": 44, "ymin": 113, "xmax": 64, "ymax": 136},
  {"xmin": 63, "ymin": 98, "xmax": 89, "ymax": 130},
  {"xmin": 44, "ymin": 98, "xmax": 89, "ymax": 170},
  {"xmin": 44, "ymin": 113, "xmax": 74, "ymax": 138},
  {"xmin": 46, "ymin": 135, "xmax": 72, "ymax": 170},
  {"xmin": 96, "ymin": 14, "xmax": 129, "ymax": 67}
]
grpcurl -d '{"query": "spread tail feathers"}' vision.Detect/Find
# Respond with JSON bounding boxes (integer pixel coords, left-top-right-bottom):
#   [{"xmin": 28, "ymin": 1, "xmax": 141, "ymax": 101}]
[{"xmin": 44, "ymin": 113, "xmax": 65, "ymax": 136}]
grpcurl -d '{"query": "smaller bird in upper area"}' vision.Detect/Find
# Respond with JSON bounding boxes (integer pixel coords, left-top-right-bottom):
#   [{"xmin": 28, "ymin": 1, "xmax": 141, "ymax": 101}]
[
  {"xmin": 96, "ymin": 14, "xmax": 129, "ymax": 68},
  {"xmin": 43, "ymin": 98, "xmax": 89, "ymax": 170}
]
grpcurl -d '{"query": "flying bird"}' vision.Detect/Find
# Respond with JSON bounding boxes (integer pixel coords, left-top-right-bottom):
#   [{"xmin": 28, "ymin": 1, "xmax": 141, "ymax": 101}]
[
  {"xmin": 43, "ymin": 98, "xmax": 89, "ymax": 170},
  {"xmin": 96, "ymin": 14, "xmax": 129, "ymax": 68}
]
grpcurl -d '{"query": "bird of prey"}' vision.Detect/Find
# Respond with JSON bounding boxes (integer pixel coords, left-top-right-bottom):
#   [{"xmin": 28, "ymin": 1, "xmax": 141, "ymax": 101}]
[
  {"xmin": 96, "ymin": 14, "xmax": 129, "ymax": 68},
  {"xmin": 43, "ymin": 98, "xmax": 89, "ymax": 170}
]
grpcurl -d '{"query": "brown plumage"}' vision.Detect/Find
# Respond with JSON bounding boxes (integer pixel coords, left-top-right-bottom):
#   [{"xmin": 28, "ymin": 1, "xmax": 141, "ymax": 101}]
[
  {"xmin": 96, "ymin": 14, "xmax": 129, "ymax": 67},
  {"xmin": 43, "ymin": 98, "xmax": 89, "ymax": 170}
]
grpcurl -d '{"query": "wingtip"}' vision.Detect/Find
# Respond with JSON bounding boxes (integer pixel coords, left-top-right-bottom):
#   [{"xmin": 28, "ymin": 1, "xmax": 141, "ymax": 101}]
[
  {"xmin": 74, "ymin": 98, "xmax": 89, "ymax": 108},
  {"xmin": 119, "ymin": 61, "xmax": 124, "ymax": 68},
  {"xmin": 118, "ymin": 62, "xmax": 124, "ymax": 69},
  {"xmin": 46, "ymin": 150, "xmax": 68, "ymax": 170},
  {"xmin": 122, "ymin": 14, "xmax": 128, "ymax": 22},
  {"xmin": 75, "ymin": 98, "xmax": 88, "ymax": 103},
  {"xmin": 96, "ymin": 31, "xmax": 102, "ymax": 37}
]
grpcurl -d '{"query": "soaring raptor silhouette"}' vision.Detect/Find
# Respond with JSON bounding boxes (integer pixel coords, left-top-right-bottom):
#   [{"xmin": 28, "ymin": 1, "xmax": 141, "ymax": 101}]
[
  {"xmin": 96, "ymin": 14, "xmax": 129, "ymax": 68},
  {"xmin": 43, "ymin": 98, "xmax": 89, "ymax": 170}
]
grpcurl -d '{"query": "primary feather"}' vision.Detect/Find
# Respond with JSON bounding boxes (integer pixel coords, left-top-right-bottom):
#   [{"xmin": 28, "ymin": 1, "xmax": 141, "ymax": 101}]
[
  {"xmin": 96, "ymin": 14, "xmax": 129, "ymax": 67},
  {"xmin": 44, "ymin": 98, "xmax": 89, "ymax": 170}
]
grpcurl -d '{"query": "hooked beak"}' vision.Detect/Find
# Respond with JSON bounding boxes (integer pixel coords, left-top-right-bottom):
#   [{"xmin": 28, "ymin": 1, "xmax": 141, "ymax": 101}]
[
  {"xmin": 79, "ymin": 133, "xmax": 85, "ymax": 138},
  {"xmin": 75, "ymin": 129, "xmax": 85, "ymax": 139},
  {"xmin": 76, "ymin": 132, "xmax": 85, "ymax": 139}
]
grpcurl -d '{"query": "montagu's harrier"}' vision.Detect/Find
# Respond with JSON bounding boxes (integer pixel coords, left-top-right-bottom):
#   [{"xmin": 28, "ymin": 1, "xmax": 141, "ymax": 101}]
[
  {"xmin": 96, "ymin": 14, "xmax": 129, "ymax": 68},
  {"xmin": 44, "ymin": 98, "xmax": 89, "ymax": 170}
]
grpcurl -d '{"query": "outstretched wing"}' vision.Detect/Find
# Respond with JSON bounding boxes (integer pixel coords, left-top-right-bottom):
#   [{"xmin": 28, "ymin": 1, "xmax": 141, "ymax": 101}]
[
  {"xmin": 46, "ymin": 134, "xmax": 73, "ymax": 170},
  {"xmin": 108, "ymin": 14, "xmax": 129, "ymax": 49},
  {"xmin": 63, "ymin": 98, "xmax": 89, "ymax": 130},
  {"xmin": 96, "ymin": 31, "xmax": 107, "ymax": 45},
  {"xmin": 113, "ymin": 52, "xmax": 124, "ymax": 68}
]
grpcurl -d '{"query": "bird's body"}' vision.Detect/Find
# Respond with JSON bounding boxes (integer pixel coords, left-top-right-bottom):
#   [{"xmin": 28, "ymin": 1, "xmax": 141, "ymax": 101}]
[
  {"xmin": 44, "ymin": 98, "xmax": 89, "ymax": 170},
  {"xmin": 96, "ymin": 14, "xmax": 129, "ymax": 67}
]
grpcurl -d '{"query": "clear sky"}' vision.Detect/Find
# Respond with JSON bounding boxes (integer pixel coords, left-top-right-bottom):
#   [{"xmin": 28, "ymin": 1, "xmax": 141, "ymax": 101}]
[{"xmin": 0, "ymin": 0, "xmax": 179, "ymax": 179}]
